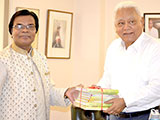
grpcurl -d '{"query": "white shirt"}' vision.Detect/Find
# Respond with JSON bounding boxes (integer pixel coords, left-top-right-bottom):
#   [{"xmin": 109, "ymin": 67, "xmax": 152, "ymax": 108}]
[{"xmin": 98, "ymin": 33, "xmax": 160, "ymax": 112}]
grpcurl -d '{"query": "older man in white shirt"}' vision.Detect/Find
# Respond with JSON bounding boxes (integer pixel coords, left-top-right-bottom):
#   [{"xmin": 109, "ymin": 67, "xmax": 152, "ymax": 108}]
[{"xmin": 97, "ymin": 1, "xmax": 160, "ymax": 120}]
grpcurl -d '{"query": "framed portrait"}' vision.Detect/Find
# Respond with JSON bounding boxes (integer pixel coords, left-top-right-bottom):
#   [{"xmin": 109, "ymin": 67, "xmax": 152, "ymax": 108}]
[
  {"xmin": 144, "ymin": 13, "xmax": 160, "ymax": 39},
  {"xmin": 16, "ymin": 7, "xmax": 40, "ymax": 49},
  {"xmin": 45, "ymin": 9, "xmax": 73, "ymax": 59}
]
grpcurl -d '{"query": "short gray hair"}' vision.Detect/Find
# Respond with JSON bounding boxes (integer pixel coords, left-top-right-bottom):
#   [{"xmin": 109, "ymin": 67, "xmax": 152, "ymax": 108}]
[{"xmin": 114, "ymin": 1, "xmax": 141, "ymax": 18}]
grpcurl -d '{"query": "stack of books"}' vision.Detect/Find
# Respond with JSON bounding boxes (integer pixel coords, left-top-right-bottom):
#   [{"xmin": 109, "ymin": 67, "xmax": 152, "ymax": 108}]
[{"xmin": 73, "ymin": 87, "xmax": 119, "ymax": 110}]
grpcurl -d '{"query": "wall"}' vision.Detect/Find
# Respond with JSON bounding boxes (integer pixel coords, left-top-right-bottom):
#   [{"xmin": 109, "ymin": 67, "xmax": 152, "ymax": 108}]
[
  {"xmin": 0, "ymin": 0, "xmax": 9, "ymax": 51},
  {"xmin": 49, "ymin": 0, "xmax": 105, "ymax": 119},
  {"xmin": 0, "ymin": 0, "xmax": 5, "ymax": 51},
  {"xmin": 71, "ymin": 0, "xmax": 105, "ymax": 86}
]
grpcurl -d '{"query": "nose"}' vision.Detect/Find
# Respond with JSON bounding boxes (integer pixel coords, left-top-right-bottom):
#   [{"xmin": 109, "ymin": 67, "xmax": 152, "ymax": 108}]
[
  {"xmin": 123, "ymin": 23, "xmax": 130, "ymax": 30},
  {"xmin": 21, "ymin": 27, "xmax": 29, "ymax": 32}
]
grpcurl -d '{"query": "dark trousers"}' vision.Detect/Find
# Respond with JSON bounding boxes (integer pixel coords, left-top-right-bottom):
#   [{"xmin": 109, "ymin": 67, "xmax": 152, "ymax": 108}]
[{"xmin": 109, "ymin": 113, "xmax": 150, "ymax": 120}]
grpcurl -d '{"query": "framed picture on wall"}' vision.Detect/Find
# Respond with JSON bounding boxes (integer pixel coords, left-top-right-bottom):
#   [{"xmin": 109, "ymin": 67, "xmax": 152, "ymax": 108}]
[
  {"xmin": 16, "ymin": 7, "xmax": 40, "ymax": 49},
  {"xmin": 144, "ymin": 13, "xmax": 160, "ymax": 40},
  {"xmin": 45, "ymin": 9, "xmax": 73, "ymax": 59}
]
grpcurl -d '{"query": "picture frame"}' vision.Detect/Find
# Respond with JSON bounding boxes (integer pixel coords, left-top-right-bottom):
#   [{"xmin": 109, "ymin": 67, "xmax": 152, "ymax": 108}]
[
  {"xmin": 45, "ymin": 9, "xmax": 73, "ymax": 59},
  {"xmin": 16, "ymin": 7, "xmax": 40, "ymax": 49},
  {"xmin": 144, "ymin": 13, "xmax": 160, "ymax": 39}
]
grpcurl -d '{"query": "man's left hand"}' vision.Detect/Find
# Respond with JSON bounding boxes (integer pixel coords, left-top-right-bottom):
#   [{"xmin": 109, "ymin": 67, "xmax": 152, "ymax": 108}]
[{"xmin": 103, "ymin": 98, "xmax": 126, "ymax": 115}]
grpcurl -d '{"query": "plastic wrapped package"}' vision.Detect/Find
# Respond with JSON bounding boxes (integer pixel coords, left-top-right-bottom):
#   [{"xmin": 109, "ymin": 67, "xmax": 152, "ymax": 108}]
[{"xmin": 73, "ymin": 87, "xmax": 119, "ymax": 110}]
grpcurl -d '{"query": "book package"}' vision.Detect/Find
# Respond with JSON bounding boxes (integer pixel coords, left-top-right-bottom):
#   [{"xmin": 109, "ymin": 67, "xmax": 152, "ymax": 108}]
[{"xmin": 73, "ymin": 87, "xmax": 119, "ymax": 110}]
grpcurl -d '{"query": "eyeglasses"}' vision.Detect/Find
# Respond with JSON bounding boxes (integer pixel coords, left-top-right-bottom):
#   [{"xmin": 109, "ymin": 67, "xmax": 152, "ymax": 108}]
[{"xmin": 12, "ymin": 24, "xmax": 36, "ymax": 31}]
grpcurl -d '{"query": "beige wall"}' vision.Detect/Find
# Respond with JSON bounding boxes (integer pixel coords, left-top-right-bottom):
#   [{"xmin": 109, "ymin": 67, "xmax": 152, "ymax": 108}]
[
  {"xmin": 4, "ymin": 0, "xmax": 160, "ymax": 119},
  {"xmin": 0, "ymin": 0, "xmax": 5, "ymax": 51},
  {"xmin": 0, "ymin": 0, "xmax": 9, "ymax": 51},
  {"xmin": 50, "ymin": 0, "xmax": 105, "ymax": 119}
]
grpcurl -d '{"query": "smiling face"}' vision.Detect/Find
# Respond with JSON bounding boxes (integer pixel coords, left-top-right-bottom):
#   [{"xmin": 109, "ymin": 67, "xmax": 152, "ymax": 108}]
[
  {"xmin": 12, "ymin": 15, "xmax": 36, "ymax": 51},
  {"xmin": 115, "ymin": 7, "xmax": 143, "ymax": 48}
]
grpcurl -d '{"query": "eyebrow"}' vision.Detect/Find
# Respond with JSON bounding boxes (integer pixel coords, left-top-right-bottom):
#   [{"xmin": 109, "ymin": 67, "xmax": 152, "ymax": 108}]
[{"xmin": 15, "ymin": 23, "xmax": 35, "ymax": 25}]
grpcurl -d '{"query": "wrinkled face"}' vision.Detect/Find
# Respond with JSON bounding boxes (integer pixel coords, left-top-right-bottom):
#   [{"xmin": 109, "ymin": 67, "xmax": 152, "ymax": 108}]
[
  {"xmin": 115, "ymin": 8, "xmax": 143, "ymax": 48},
  {"xmin": 12, "ymin": 15, "xmax": 36, "ymax": 51}
]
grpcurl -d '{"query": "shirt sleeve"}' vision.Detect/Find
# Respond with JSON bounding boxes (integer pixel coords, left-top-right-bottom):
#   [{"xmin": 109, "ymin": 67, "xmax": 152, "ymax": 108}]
[
  {"xmin": 0, "ymin": 61, "xmax": 7, "ymax": 95},
  {"xmin": 42, "ymin": 55, "xmax": 71, "ymax": 107},
  {"xmin": 49, "ymin": 84, "xmax": 71, "ymax": 107}
]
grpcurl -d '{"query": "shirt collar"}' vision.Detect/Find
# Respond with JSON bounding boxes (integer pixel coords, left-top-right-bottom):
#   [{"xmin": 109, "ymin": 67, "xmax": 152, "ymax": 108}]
[
  {"xmin": 11, "ymin": 43, "xmax": 34, "ymax": 56},
  {"xmin": 120, "ymin": 32, "xmax": 145, "ymax": 52}
]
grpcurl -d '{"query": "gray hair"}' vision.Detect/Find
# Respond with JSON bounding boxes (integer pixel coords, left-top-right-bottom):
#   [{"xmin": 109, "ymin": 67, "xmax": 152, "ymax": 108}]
[{"xmin": 114, "ymin": 1, "xmax": 141, "ymax": 18}]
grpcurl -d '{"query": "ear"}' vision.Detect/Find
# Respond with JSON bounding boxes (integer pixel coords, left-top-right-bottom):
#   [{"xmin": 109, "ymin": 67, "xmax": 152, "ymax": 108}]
[{"xmin": 141, "ymin": 17, "xmax": 145, "ymax": 26}]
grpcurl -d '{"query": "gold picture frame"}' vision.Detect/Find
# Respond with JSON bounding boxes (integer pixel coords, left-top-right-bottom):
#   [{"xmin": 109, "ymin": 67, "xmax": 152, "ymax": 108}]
[
  {"xmin": 16, "ymin": 7, "xmax": 40, "ymax": 49},
  {"xmin": 45, "ymin": 9, "xmax": 73, "ymax": 59}
]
